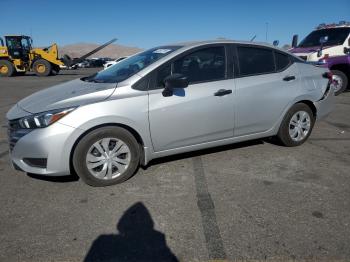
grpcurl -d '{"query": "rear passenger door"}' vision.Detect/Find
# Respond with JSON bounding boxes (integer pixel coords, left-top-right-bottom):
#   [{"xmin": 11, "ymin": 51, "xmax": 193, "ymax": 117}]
[{"xmin": 233, "ymin": 45, "xmax": 300, "ymax": 136}]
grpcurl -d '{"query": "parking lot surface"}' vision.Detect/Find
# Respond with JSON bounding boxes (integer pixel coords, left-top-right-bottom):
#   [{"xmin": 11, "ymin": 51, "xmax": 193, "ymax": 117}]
[{"xmin": 0, "ymin": 69, "xmax": 350, "ymax": 262}]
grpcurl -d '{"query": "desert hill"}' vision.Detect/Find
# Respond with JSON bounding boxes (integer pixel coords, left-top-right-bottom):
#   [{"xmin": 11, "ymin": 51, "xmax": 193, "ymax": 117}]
[{"xmin": 58, "ymin": 43, "xmax": 142, "ymax": 59}]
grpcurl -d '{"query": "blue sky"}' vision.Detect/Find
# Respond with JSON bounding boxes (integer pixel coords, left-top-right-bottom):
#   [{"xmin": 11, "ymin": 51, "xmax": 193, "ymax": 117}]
[{"xmin": 1, "ymin": 0, "xmax": 349, "ymax": 49}]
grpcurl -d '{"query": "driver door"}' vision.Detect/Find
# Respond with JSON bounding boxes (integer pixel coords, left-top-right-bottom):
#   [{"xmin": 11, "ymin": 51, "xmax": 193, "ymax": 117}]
[{"xmin": 148, "ymin": 45, "xmax": 235, "ymax": 152}]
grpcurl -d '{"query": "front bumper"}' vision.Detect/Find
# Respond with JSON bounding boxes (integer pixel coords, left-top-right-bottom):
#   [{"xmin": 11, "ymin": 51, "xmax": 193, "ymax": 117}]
[{"xmin": 8, "ymin": 122, "xmax": 82, "ymax": 176}]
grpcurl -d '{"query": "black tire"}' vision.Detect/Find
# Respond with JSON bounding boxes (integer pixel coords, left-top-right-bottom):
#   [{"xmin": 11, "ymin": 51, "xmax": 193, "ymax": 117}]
[
  {"xmin": 331, "ymin": 70, "xmax": 348, "ymax": 96},
  {"xmin": 73, "ymin": 126, "xmax": 140, "ymax": 187},
  {"xmin": 15, "ymin": 71, "xmax": 26, "ymax": 76},
  {"xmin": 33, "ymin": 59, "xmax": 52, "ymax": 76},
  {"xmin": 51, "ymin": 65, "xmax": 60, "ymax": 75},
  {"xmin": 0, "ymin": 60, "xmax": 15, "ymax": 77},
  {"xmin": 277, "ymin": 103, "xmax": 315, "ymax": 147}
]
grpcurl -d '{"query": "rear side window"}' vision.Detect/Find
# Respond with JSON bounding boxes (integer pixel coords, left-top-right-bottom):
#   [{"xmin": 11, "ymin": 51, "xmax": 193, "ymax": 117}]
[
  {"xmin": 275, "ymin": 52, "xmax": 291, "ymax": 71},
  {"xmin": 237, "ymin": 46, "xmax": 275, "ymax": 76}
]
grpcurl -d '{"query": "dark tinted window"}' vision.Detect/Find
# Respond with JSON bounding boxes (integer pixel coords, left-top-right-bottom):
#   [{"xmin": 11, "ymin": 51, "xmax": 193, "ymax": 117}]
[
  {"xmin": 173, "ymin": 47, "xmax": 226, "ymax": 83},
  {"xmin": 298, "ymin": 27, "xmax": 350, "ymax": 47},
  {"xmin": 237, "ymin": 46, "xmax": 275, "ymax": 76},
  {"xmin": 275, "ymin": 52, "xmax": 291, "ymax": 71}
]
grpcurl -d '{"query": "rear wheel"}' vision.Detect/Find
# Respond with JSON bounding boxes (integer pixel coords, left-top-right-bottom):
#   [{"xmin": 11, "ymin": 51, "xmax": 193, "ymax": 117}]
[
  {"xmin": 331, "ymin": 70, "xmax": 348, "ymax": 96},
  {"xmin": 277, "ymin": 103, "xmax": 315, "ymax": 147},
  {"xmin": 33, "ymin": 59, "xmax": 52, "ymax": 76},
  {"xmin": 0, "ymin": 60, "xmax": 15, "ymax": 77},
  {"xmin": 73, "ymin": 126, "xmax": 140, "ymax": 187}
]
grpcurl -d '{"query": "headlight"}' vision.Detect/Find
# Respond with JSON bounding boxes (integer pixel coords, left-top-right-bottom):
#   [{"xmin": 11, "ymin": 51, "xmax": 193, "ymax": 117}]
[{"xmin": 18, "ymin": 108, "xmax": 76, "ymax": 129}]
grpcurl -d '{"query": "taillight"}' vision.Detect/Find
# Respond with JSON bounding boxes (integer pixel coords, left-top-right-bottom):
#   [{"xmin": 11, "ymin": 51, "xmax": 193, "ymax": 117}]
[{"xmin": 322, "ymin": 71, "xmax": 333, "ymax": 80}]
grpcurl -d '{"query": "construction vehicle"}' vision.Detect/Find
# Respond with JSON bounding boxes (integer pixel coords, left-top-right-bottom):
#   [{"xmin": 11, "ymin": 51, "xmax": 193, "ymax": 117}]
[{"xmin": 0, "ymin": 36, "xmax": 116, "ymax": 77}]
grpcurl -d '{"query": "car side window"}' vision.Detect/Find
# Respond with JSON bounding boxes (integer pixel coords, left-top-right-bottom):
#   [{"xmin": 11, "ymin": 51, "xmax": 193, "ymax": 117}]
[
  {"xmin": 132, "ymin": 76, "xmax": 149, "ymax": 91},
  {"xmin": 275, "ymin": 52, "xmax": 291, "ymax": 71},
  {"xmin": 173, "ymin": 47, "xmax": 226, "ymax": 84},
  {"xmin": 237, "ymin": 46, "xmax": 275, "ymax": 76},
  {"xmin": 153, "ymin": 46, "xmax": 226, "ymax": 89}
]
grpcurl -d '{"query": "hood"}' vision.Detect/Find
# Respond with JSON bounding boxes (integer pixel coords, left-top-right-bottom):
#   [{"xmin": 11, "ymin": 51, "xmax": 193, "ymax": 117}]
[
  {"xmin": 17, "ymin": 79, "xmax": 117, "ymax": 113},
  {"xmin": 290, "ymin": 45, "xmax": 333, "ymax": 54}
]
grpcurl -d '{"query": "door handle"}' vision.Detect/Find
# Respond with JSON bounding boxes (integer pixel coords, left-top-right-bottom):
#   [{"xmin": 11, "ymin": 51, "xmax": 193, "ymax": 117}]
[
  {"xmin": 214, "ymin": 89, "xmax": 232, "ymax": 96},
  {"xmin": 283, "ymin": 75, "xmax": 296, "ymax": 81}
]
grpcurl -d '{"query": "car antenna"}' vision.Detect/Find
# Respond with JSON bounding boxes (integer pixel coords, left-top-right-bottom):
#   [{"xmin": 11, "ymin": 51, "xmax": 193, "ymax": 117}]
[{"xmin": 250, "ymin": 35, "xmax": 257, "ymax": 42}]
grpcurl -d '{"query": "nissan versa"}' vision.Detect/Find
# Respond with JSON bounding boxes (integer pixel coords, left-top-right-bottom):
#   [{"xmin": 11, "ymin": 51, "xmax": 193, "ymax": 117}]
[{"xmin": 7, "ymin": 40, "xmax": 334, "ymax": 186}]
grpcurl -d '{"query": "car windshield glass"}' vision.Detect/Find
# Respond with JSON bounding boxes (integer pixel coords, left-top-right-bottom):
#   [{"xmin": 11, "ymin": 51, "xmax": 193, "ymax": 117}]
[
  {"xmin": 82, "ymin": 46, "xmax": 181, "ymax": 83},
  {"xmin": 298, "ymin": 27, "xmax": 350, "ymax": 47},
  {"xmin": 6, "ymin": 36, "xmax": 22, "ymax": 50}
]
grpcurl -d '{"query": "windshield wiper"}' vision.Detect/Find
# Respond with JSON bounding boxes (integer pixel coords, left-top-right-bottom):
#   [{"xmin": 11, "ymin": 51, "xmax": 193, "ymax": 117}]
[
  {"xmin": 81, "ymin": 73, "xmax": 108, "ymax": 83},
  {"xmin": 89, "ymin": 79, "xmax": 106, "ymax": 83}
]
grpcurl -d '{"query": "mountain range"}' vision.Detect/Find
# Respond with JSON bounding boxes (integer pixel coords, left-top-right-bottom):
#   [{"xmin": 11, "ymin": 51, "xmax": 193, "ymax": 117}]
[{"xmin": 58, "ymin": 43, "xmax": 142, "ymax": 59}]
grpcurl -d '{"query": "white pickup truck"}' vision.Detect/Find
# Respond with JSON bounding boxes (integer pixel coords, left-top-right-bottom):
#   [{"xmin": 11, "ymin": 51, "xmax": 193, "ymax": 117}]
[{"xmin": 290, "ymin": 21, "xmax": 350, "ymax": 95}]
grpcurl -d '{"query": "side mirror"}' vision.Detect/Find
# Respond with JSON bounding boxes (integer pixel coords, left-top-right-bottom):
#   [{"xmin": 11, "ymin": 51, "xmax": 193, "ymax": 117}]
[
  {"xmin": 162, "ymin": 74, "xmax": 189, "ymax": 97},
  {"xmin": 345, "ymin": 38, "xmax": 350, "ymax": 54},
  {"xmin": 317, "ymin": 36, "xmax": 329, "ymax": 57},
  {"xmin": 273, "ymin": 40, "xmax": 279, "ymax": 47},
  {"xmin": 292, "ymin": 34, "xmax": 298, "ymax": 48}
]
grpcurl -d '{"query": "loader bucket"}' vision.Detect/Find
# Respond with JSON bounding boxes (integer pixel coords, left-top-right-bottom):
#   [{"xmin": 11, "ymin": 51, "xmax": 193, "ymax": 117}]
[{"xmin": 61, "ymin": 38, "xmax": 117, "ymax": 67}]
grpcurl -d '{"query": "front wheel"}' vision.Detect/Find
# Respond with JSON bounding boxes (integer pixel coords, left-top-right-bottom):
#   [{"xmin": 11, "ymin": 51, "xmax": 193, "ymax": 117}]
[
  {"xmin": 277, "ymin": 103, "xmax": 315, "ymax": 147},
  {"xmin": 73, "ymin": 127, "xmax": 140, "ymax": 187},
  {"xmin": 331, "ymin": 70, "xmax": 348, "ymax": 96},
  {"xmin": 33, "ymin": 59, "xmax": 52, "ymax": 76}
]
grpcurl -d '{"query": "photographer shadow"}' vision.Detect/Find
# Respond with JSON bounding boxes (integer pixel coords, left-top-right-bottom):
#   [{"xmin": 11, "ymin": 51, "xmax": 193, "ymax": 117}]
[{"xmin": 84, "ymin": 202, "xmax": 178, "ymax": 262}]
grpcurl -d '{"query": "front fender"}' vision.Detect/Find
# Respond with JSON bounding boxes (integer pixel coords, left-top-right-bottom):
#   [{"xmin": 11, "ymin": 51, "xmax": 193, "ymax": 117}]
[{"xmin": 57, "ymin": 95, "xmax": 153, "ymax": 164}]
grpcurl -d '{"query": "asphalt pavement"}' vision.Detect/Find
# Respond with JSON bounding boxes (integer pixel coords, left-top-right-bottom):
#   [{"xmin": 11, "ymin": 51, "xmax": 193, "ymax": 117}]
[{"xmin": 0, "ymin": 69, "xmax": 350, "ymax": 262}]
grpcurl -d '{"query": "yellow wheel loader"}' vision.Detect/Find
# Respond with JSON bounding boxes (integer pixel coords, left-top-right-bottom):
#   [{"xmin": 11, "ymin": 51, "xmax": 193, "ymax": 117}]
[{"xmin": 0, "ymin": 36, "xmax": 116, "ymax": 77}]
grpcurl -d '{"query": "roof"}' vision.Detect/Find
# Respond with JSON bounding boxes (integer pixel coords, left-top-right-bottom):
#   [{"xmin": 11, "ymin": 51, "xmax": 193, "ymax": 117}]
[
  {"xmin": 3, "ymin": 35, "xmax": 31, "ymax": 38},
  {"xmin": 315, "ymin": 21, "xmax": 350, "ymax": 30},
  {"xmin": 165, "ymin": 39, "xmax": 292, "ymax": 56},
  {"xmin": 173, "ymin": 39, "xmax": 274, "ymax": 48}
]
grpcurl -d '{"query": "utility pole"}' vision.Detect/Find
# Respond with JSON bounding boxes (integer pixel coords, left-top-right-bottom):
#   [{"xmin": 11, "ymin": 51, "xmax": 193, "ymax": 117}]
[{"xmin": 265, "ymin": 22, "xmax": 269, "ymax": 42}]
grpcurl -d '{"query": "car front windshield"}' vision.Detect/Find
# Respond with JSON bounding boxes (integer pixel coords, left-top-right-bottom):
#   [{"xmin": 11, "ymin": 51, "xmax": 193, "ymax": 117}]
[
  {"xmin": 82, "ymin": 46, "xmax": 181, "ymax": 83},
  {"xmin": 298, "ymin": 27, "xmax": 350, "ymax": 48}
]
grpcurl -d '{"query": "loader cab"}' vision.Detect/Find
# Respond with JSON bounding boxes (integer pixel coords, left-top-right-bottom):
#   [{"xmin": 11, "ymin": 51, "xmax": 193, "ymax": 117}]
[{"xmin": 5, "ymin": 35, "xmax": 32, "ymax": 61}]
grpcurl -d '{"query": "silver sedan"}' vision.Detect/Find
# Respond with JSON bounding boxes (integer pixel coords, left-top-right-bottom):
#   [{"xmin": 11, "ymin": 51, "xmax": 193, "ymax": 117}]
[{"xmin": 7, "ymin": 40, "xmax": 334, "ymax": 186}]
